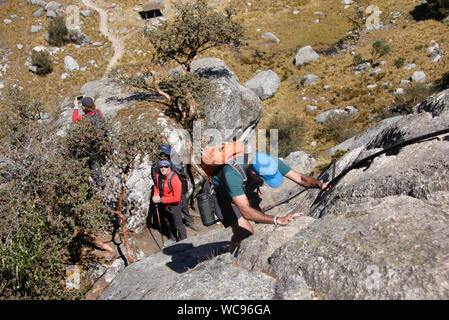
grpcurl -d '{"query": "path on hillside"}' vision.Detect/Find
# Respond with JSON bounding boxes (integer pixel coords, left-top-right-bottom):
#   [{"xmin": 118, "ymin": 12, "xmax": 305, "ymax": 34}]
[{"xmin": 81, "ymin": 0, "xmax": 124, "ymax": 76}]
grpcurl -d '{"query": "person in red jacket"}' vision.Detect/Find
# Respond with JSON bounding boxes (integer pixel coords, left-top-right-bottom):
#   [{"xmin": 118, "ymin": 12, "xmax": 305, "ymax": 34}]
[
  {"xmin": 152, "ymin": 159, "xmax": 187, "ymax": 243},
  {"xmin": 72, "ymin": 96, "xmax": 103, "ymax": 123},
  {"xmin": 71, "ymin": 96, "xmax": 105, "ymax": 187}
]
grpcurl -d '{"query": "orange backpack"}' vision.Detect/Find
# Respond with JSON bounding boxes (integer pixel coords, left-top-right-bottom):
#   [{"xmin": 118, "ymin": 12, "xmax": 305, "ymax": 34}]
[{"xmin": 200, "ymin": 141, "xmax": 247, "ymax": 179}]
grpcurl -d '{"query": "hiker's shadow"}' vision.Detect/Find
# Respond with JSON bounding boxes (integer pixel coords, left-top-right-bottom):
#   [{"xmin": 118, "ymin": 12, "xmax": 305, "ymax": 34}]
[{"xmin": 162, "ymin": 241, "xmax": 231, "ymax": 273}]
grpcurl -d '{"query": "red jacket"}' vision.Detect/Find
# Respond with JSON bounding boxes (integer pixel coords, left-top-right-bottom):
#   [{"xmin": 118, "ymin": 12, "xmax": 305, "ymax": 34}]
[
  {"xmin": 154, "ymin": 169, "xmax": 182, "ymax": 205},
  {"xmin": 72, "ymin": 108, "xmax": 103, "ymax": 123}
]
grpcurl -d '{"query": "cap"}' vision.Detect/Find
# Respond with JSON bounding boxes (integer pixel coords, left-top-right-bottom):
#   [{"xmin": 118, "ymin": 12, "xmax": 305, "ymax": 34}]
[
  {"xmin": 250, "ymin": 152, "xmax": 283, "ymax": 188},
  {"xmin": 159, "ymin": 159, "xmax": 171, "ymax": 167},
  {"xmin": 81, "ymin": 97, "xmax": 94, "ymax": 108},
  {"xmin": 159, "ymin": 144, "xmax": 171, "ymax": 156}
]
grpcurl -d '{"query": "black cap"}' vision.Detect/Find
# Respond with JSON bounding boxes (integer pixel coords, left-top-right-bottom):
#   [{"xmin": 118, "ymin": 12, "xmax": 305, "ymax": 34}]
[{"xmin": 81, "ymin": 97, "xmax": 94, "ymax": 108}]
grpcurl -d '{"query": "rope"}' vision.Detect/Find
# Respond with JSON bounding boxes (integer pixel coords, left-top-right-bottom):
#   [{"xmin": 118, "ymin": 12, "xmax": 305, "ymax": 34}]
[{"xmin": 310, "ymin": 127, "xmax": 449, "ymax": 208}]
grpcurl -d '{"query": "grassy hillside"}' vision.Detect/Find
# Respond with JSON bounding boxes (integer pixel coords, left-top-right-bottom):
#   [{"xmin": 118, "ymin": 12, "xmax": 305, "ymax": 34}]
[{"xmin": 0, "ymin": 0, "xmax": 448, "ymax": 161}]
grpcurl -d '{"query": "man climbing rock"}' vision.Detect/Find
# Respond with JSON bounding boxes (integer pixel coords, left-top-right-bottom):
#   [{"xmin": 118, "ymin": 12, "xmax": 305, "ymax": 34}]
[{"xmin": 211, "ymin": 152, "xmax": 329, "ymax": 253}]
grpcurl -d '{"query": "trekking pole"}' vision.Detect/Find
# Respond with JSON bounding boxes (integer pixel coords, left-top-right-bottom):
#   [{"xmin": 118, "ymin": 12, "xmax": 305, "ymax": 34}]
[{"xmin": 155, "ymin": 204, "xmax": 164, "ymax": 248}]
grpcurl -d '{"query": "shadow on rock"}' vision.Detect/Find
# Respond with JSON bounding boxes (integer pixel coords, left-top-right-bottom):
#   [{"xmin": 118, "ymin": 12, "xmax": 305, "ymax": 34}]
[{"xmin": 162, "ymin": 241, "xmax": 231, "ymax": 273}]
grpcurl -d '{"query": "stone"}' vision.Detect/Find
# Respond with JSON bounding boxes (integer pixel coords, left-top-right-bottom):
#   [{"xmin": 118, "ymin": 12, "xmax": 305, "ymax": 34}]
[
  {"xmin": 45, "ymin": 1, "xmax": 61, "ymax": 11},
  {"xmin": 261, "ymin": 32, "xmax": 280, "ymax": 43},
  {"xmin": 300, "ymin": 74, "xmax": 319, "ymax": 86},
  {"xmin": 30, "ymin": 25, "xmax": 43, "ymax": 33},
  {"xmin": 294, "ymin": 46, "xmax": 320, "ymax": 66},
  {"xmin": 314, "ymin": 109, "xmax": 348, "ymax": 123},
  {"xmin": 244, "ymin": 70, "xmax": 280, "ymax": 100},
  {"xmin": 63, "ymin": 56, "xmax": 79, "ymax": 72},
  {"xmin": 411, "ymin": 71, "xmax": 426, "ymax": 83}
]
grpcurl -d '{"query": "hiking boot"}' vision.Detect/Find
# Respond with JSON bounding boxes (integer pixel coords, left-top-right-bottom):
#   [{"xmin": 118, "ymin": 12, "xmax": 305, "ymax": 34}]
[{"xmin": 187, "ymin": 223, "xmax": 201, "ymax": 231}]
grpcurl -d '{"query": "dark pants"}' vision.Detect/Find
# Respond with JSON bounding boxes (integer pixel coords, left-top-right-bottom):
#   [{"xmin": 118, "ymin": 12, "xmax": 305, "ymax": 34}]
[
  {"xmin": 161, "ymin": 202, "xmax": 187, "ymax": 241},
  {"xmin": 180, "ymin": 180, "xmax": 196, "ymax": 226},
  {"xmin": 87, "ymin": 154, "xmax": 105, "ymax": 187}
]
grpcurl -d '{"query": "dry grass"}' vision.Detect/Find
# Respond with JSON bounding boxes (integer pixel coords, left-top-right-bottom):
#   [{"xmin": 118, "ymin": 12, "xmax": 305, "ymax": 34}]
[{"xmin": 1, "ymin": 0, "xmax": 448, "ymax": 163}]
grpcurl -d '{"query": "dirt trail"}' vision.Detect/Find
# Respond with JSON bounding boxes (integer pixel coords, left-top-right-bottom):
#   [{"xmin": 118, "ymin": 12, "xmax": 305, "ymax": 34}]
[{"xmin": 81, "ymin": 0, "xmax": 124, "ymax": 75}]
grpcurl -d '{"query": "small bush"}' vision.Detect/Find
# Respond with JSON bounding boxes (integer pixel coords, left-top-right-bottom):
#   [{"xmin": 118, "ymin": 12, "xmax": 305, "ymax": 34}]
[
  {"xmin": 48, "ymin": 16, "xmax": 68, "ymax": 47},
  {"xmin": 371, "ymin": 39, "xmax": 391, "ymax": 66},
  {"xmin": 315, "ymin": 113, "xmax": 358, "ymax": 144},
  {"xmin": 353, "ymin": 54, "xmax": 363, "ymax": 66},
  {"xmin": 31, "ymin": 50, "xmax": 53, "ymax": 75},
  {"xmin": 267, "ymin": 115, "xmax": 306, "ymax": 158},
  {"xmin": 392, "ymin": 84, "xmax": 433, "ymax": 113},
  {"xmin": 394, "ymin": 57, "xmax": 405, "ymax": 68}
]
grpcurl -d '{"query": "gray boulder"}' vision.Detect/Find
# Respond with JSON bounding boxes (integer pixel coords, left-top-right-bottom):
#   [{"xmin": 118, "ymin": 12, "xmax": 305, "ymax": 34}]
[
  {"xmin": 80, "ymin": 10, "xmax": 92, "ymax": 18},
  {"xmin": 300, "ymin": 74, "xmax": 319, "ymax": 86},
  {"xmin": 294, "ymin": 46, "xmax": 320, "ymax": 66},
  {"xmin": 411, "ymin": 71, "xmax": 426, "ymax": 83},
  {"xmin": 314, "ymin": 109, "xmax": 348, "ymax": 123},
  {"xmin": 170, "ymin": 58, "xmax": 263, "ymax": 142},
  {"xmin": 33, "ymin": 8, "xmax": 44, "ymax": 17},
  {"xmin": 63, "ymin": 55, "xmax": 79, "ymax": 72},
  {"xmin": 68, "ymin": 27, "xmax": 92, "ymax": 45},
  {"xmin": 261, "ymin": 32, "xmax": 280, "ymax": 43},
  {"xmin": 45, "ymin": 1, "xmax": 61, "ymax": 11},
  {"xmin": 28, "ymin": 0, "xmax": 47, "ymax": 6},
  {"xmin": 30, "ymin": 25, "xmax": 43, "ymax": 33},
  {"xmin": 244, "ymin": 70, "xmax": 280, "ymax": 100}
]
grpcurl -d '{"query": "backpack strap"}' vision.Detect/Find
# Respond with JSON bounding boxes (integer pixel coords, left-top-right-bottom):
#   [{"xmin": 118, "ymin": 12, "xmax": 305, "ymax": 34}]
[
  {"xmin": 166, "ymin": 171, "xmax": 175, "ymax": 193},
  {"xmin": 219, "ymin": 153, "xmax": 250, "ymax": 186}
]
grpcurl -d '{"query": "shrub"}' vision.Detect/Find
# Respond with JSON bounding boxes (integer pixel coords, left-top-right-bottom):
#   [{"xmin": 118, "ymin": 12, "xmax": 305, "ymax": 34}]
[
  {"xmin": 48, "ymin": 16, "xmax": 69, "ymax": 47},
  {"xmin": 392, "ymin": 84, "xmax": 433, "ymax": 113},
  {"xmin": 315, "ymin": 113, "xmax": 357, "ymax": 144},
  {"xmin": 353, "ymin": 53, "xmax": 363, "ymax": 66},
  {"xmin": 31, "ymin": 50, "xmax": 53, "ymax": 75},
  {"xmin": 394, "ymin": 57, "xmax": 405, "ymax": 68},
  {"xmin": 371, "ymin": 39, "xmax": 391, "ymax": 66},
  {"xmin": 267, "ymin": 115, "xmax": 306, "ymax": 158}
]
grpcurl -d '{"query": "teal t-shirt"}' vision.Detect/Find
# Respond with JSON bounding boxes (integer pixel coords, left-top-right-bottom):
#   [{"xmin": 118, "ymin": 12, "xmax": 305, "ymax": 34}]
[{"xmin": 212, "ymin": 155, "xmax": 291, "ymax": 197}]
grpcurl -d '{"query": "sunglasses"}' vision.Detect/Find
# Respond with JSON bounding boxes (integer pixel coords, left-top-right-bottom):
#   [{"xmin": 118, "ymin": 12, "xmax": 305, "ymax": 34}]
[{"xmin": 160, "ymin": 166, "xmax": 170, "ymax": 169}]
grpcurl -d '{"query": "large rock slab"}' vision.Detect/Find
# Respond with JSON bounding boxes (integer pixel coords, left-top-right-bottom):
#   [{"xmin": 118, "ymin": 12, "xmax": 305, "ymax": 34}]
[
  {"xmin": 170, "ymin": 58, "xmax": 263, "ymax": 142},
  {"xmin": 99, "ymin": 228, "xmax": 233, "ymax": 299}
]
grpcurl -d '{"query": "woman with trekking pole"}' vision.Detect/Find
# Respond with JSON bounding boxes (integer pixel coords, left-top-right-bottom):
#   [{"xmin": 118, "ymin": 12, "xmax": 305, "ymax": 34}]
[{"xmin": 152, "ymin": 159, "xmax": 187, "ymax": 246}]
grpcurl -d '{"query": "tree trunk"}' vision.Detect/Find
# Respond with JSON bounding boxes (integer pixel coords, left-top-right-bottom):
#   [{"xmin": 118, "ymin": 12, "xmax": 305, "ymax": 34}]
[{"xmin": 112, "ymin": 180, "xmax": 136, "ymax": 264}]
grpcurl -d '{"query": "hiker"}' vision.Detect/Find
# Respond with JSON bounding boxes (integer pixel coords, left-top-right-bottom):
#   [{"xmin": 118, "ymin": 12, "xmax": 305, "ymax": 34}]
[
  {"xmin": 72, "ymin": 96, "xmax": 103, "ymax": 123},
  {"xmin": 210, "ymin": 151, "xmax": 329, "ymax": 252},
  {"xmin": 151, "ymin": 144, "xmax": 201, "ymax": 231},
  {"xmin": 152, "ymin": 159, "xmax": 187, "ymax": 244},
  {"xmin": 72, "ymin": 96, "xmax": 106, "ymax": 187}
]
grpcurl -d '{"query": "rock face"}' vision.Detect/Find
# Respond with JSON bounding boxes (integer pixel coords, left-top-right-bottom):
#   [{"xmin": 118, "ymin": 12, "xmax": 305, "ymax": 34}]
[
  {"xmin": 99, "ymin": 88, "xmax": 449, "ymax": 300},
  {"xmin": 170, "ymin": 58, "xmax": 263, "ymax": 142}
]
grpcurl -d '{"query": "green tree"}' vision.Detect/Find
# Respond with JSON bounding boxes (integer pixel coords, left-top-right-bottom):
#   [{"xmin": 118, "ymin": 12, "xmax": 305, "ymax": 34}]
[
  {"xmin": 371, "ymin": 39, "xmax": 391, "ymax": 66},
  {"xmin": 145, "ymin": 0, "xmax": 244, "ymax": 72},
  {"xmin": 144, "ymin": 0, "xmax": 238, "ymax": 126}
]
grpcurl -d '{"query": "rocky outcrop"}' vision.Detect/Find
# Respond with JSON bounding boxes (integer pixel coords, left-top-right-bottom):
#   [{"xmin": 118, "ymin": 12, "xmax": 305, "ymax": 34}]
[
  {"xmin": 170, "ymin": 58, "xmax": 263, "ymax": 141},
  {"xmin": 99, "ymin": 88, "xmax": 449, "ymax": 300}
]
